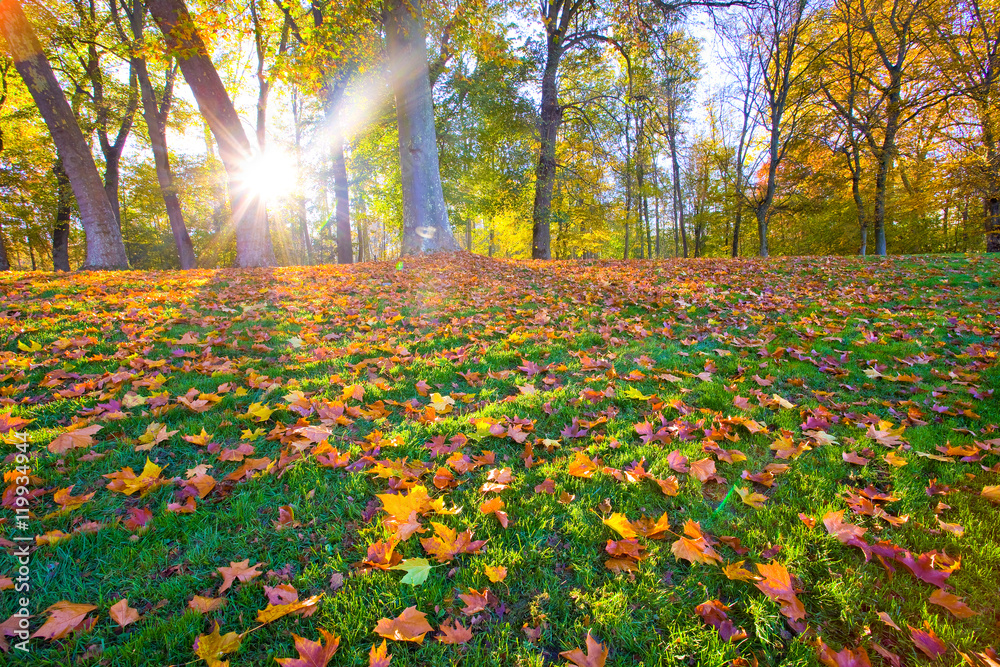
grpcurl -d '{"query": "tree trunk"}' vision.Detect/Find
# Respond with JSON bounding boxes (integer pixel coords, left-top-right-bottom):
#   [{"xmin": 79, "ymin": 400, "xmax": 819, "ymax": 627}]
[
  {"xmin": 292, "ymin": 86, "xmax": 312, "ymax": 265},
  {"xmin": 0, "ymin": 0, "xmax": 128, "ymax": 270},
  {"xmin": 384, "ymin": 0, "xmax": 459, "ymax": 255},
  {"xmin": 148, "ymin": 0, "xmax": 275, "ymax": 268},
  {"xmin": 52, "ymin": 159, "xmax": 72, "ymax": 271},
  {"xmin": 669, "ymin": 136, "xmax": 687, "ymax": 258},
  {"xmin": 332, "ymin": 135, "xmax": 353, "ymax": 264},
  {"xmin": 986, "ymin": 195, "xmax": 1000, "ymax": 253},
  {"xmin": 0, "ymin": 223, "xmax": 8, "ymax": 271},
  {"xmin": 136, "ymin": 59, "xmax": 195, "ymax": 269},
  {"xmin": 531, "ymin": 50, "xmax": 561, "ymax": 260},
  {"xmin": 756, "ymin": 206, "xmax": 769, "ymax": 258}
]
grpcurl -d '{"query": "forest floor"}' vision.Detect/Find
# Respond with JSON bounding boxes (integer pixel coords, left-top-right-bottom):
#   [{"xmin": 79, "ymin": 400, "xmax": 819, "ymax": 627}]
[{"xmin": 1, "ymin": 253, "xmax": 999, "ymax": 667}]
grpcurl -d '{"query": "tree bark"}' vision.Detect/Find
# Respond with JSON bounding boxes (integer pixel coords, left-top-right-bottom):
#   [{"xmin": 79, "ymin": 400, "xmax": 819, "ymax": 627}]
[
  {"xmin": 987, "ymin": 196, "xmax": 1000, "ymax": 253},
  {"xmin": 531, "ymin": 50, "xmax": 561, "ymax": 260},
  {"xmin": 148, "ymin": 0, "xmax": 275, "ymax": 268},
  {"xmin": 0, "ymin": 0, "xmax": 128, "ymax": 269},
  {"xmin": 136, "ymin": 59, "xmax": 195, "ymax": 269},
  {"xmin": 332, "ymin": 133, "xmax": 352, "ymax": 264},
  {"xmin": 0, "ymin": 223, "xmax": 8, "ymax": 271},
  {"xmin": 384, "ymin": 0, "xmax": 459, "ymax": 255},
  {"xmin": 119, "ymin": 0, "xmax": 195, "ymax": 269},
  {"xmin": 52, "ymin": 159, "xmax": 72, "ymax": 271}
]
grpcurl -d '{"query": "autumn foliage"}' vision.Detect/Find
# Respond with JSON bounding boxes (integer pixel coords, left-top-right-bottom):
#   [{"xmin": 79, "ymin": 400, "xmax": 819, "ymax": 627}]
[{"xmin": 0, "ymin": 253, "xmax": 998, "ymax": 664}]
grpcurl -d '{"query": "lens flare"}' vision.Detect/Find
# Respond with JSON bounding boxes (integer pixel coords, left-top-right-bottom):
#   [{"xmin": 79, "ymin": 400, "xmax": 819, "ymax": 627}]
[{"xmin": 238, "ymin": 150, "xmax": 298, "ymax": 203}]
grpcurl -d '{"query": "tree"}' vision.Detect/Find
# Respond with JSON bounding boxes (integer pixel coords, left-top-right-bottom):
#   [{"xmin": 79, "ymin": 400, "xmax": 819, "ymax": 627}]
[
  {"xmin": 111, "ymin": 0, "xmax": 195, "ymax": 268},
  {"xmin": 148, "ymin": 0, "xmax": 276, "ymax": 267},
  {"xmin": 925, "ymin": 0, "xmax": 1000, "ymax": 252},
  {"xmin": 0, "ymin": 0, "xmax": 129, "ymax": 269},
  {"xmin": 383, "ymin": 0, "xmax": 459, "ymax": 254}
]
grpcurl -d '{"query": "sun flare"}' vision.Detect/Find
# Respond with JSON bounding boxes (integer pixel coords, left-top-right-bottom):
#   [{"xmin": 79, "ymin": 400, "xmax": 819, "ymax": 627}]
[{"xmin": 238, "ymin": 150, "xmax": 298, "ymax": 203}]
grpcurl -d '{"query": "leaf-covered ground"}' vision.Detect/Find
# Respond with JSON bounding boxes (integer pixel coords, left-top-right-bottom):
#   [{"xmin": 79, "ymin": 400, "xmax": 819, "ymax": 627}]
[{"xmin": 1, "ymin": 253, "xmax": 999, "ymax": 667}]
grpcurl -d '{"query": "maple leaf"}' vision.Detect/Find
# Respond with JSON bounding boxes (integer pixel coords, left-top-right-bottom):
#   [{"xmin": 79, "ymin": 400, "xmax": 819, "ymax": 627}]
[
  {"xmin": 48, "ymin": 424, "xmax": 101, "ymax": 453},
  {"xmin": 981, "ymin": 485, "xmax": 1000, "ymax": 504},
  {"xmin": 671, "ymin": 520, "xmax": 722, "ymax": 566},
  {"xmin": 342, "ymin": 384, "xmax": 365, "ymax": 401},
  {"xmin": 109, "ymin": 598, "xmax": 139, "ymax": 628},
  {"xmin": 420, "ymin": 522, "xmax": 486, "ymax": 563},
  {"xmin": 388, "ymin": 558, "xmax": 434, "ymax": 586},
  {"xmin": 437, "ymin": 619, "xmax": 474, "ymax": 644},
  {"xmin": 0, "ymin": 412, "xmax": 33, "ymax": 434},
  {"xmin": 17, "ymin": 339, "xmax": 42, "ymax": 352},
  {"xmin": 374, "ymin": 606, "xmax": 433, "ymax": 643},
  {"xmin": 257, "ymin": 594, "xmax": 322, "ymax": 624},
  {"xmin": 32, "ymin": 601, "xmax": 97, "ymax": 640},
  {"xmin": 459, "ymin": 588, "xmax": 492, "ymax": 615},
  {"xmin": 103, "ymin": 458, "xmax": 164, "ymax": 497},
  {"xmin": 883, "ymin": 451, "xmax": 907, "ymax": 467},
  {"xmin": 842, "ymin": 451, "xmax": 869, "ymax": 465},
  {"xmin": 822, "ymin": 510, "xmax": 867, "ymax": 544},
  {"xmin": 603, "ymin": 513, "xmax": 639, "ymax": 539},
  {"xmin": 735, "ymin": 486, "xmax": 767, "ymax": 508},
  {"xmin": 654, "ymin": 476, "xmax": 680, "ymax": 496},
  {"xmin": 244, "ymin": 402, "xmax": 274, "ymax": 422},
  {"xmin": 135, "ymin": 421, "xmax": 178, "ymax": 451},
  {"xmin": 695, "ymin": 599, "xmax": 747, "ymax": 642},
  {"xmin": 689, "ymin": 458, "xmax": 716, "ymax": 483},
  {"xmin": 722, "ymin": 561, "xmax": 760, "ymax": 582},
  {"xmin": 928, "ymin": 589, "xmax": 977, "ymax": 619},
  {"xmin": 815, "ymin": 638, "xmax": 872, "ymax": 667},
  {"xmin": 485, "ymin": 565, "xmax": 507, "ymax": 582},
  {"xmin": 50, "ymin": 486, "xmax": 95, "ymax": 513},
  {"xmin": 217, "ymin": 559, "xmax": 263, "ymax": 593},
  {"xmin": 908, "ymin": 624, "xmax": 946, "ymax": 660},
  {"xmin": 754, "ymin": 561, "xmax": 806, "ymax": 630},
  {"xmin": 479, "ymin": 497, "xmax": 509, "ymax": 527},
  {"xmin": 567, "ymin": 451, "xmax": 599, "ymax": 478},
  {"xmin": 193, "ymin": 621, "xmax": 242, "ymax": 667},
  {"xmin": 559, "ymin": 630, "xmax": 608, "ymax": 667},
  {"xmin": 189, "ymin": 596, "xmax": 227, "ymax": 614},
  {"xmin": 368, "ymin": 639, "xmax": 392, "ymax": 666}
]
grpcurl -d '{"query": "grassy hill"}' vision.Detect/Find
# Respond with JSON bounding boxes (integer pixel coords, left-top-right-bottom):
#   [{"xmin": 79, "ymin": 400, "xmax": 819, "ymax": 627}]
[{"xmin": 1, "ymin": 253, "xmax": 998, "ymax": 666}]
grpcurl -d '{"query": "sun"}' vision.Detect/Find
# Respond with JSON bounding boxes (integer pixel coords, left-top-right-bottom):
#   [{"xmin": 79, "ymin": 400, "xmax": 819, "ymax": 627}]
[{"xmin": 237, "ymin": 150, "xmax": 298, "ymax": 203}]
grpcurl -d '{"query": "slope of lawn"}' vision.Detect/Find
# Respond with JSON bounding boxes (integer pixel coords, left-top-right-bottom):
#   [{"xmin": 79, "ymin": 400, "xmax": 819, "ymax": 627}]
[{"xmin": 1, "ymin": 253, "xmax": 999, "ymax": 667}]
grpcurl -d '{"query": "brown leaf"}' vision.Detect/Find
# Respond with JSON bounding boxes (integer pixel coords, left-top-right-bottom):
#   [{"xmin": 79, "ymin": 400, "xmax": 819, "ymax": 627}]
[
  {"xmin": 48, "ymin": 424, "xmax": 101, "ymax": 453},
  {"xmin": 368, "ymin": 639, "xmax": 392, "ymax": 667},
  {"xmin": 188, "ymin": 596, "xmax": 227, "ymax": 614},
  {"xmin": 275, "ymin": 629, "xmax": 340, "ymax": 667},
  {"xmin": 928, "ymin": 589, "xmax": 977, "ymax": 619},
  {"xmin": 32, "ymin": 601, "xmax": 97, "ymax": 640},
  {"xmin": 109, "ymin": 598, "xmax": 139, "ymax": 628},
  {"xmin": 374, "ymin": 606, "xmax": 434, "ymax": 643},
  {"xmin": 816, "ymin": 638, "xmax": 872, "ymax": 667},
  {"xmin": 437, "ymin": 619, "xmax": 473, "ymax": 645},
  {"xmin": 217, "ymin": 559, "xmax": 263, "ymax": 593},
  {"xmin": 559, "ymin": 630, "xmax": 608, "ymax": 667},
  {"xmin": 908, "ymin": 624, "xmax": 946, "ymax": 660},
  {"xmin": 689, "ymin": 458, "xmax": 716, "ymax": 483}
]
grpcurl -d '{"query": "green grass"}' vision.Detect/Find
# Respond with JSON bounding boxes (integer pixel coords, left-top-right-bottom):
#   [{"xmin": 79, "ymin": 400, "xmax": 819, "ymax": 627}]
[{"xmin": 1, "ymin": 253, "xmax": 998, "ymax": 666}]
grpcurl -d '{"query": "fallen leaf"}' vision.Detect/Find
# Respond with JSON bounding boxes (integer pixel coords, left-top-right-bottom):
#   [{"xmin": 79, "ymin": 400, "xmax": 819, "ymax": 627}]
[
  {"xmin": 437, "ymin": 619, "xmax": 473, "ymax": 644},
  {"xmin": 559, "ymin": 630, "xmax": 608, "ymax": 667},
  {"xmin": 388, "ymin": 558, "xmax": 434, "ymax": 586},
  {"xmin": 32, "ymin": 601, "xmax": 97, "ymax": 640},
  {"xmin": 109, "ymin": 598, "xmax": 139, "ymax": 628},
  {"xmin": 374, "ymin": 606, "xmax": 433, "ymax": 643},
  {"xmin": 928, "ymin": 589, "xmax": 977, "ymax": 619},
  {"xmin": 193, "ymin": 621, "xmax": 242, "ymax": 667},
  {"xmin": 275, "ymin": 629, "xmax": 340, "ymax": 667},
  {"xmin": 908, "ymin": 624, "xmax": 946, "ymax": 660},
  {"xmin": 217, "ymin": 559, "xmax": 263, "ymax": 593}
]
